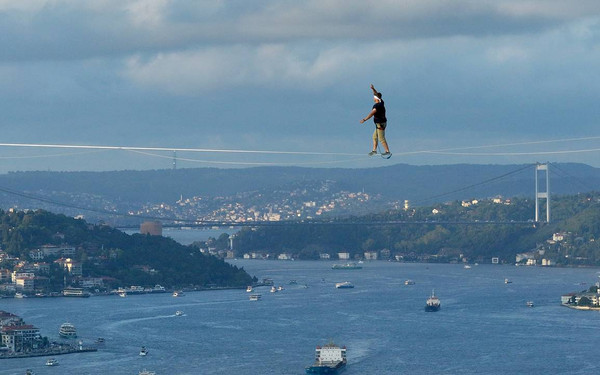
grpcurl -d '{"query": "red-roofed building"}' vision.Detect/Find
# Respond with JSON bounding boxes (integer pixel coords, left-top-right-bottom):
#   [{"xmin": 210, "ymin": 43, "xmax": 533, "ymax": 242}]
[{"xmin": 1, "ymin": 324, "xmax": 41, "ymax": 352}]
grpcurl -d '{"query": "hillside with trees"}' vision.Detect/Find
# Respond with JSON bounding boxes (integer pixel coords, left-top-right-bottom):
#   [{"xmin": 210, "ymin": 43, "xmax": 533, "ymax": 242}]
[
  {"xmin": 0, "ymin": 209, "xmax": 253, "ymax": 292},
  {"xmin": 228, "ymin": 193, "xmax": 600, "ymax": 265}
]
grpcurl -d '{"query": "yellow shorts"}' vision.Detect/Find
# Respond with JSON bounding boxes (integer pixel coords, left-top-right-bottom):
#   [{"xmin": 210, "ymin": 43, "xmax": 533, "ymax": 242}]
[{"xmin": 373, "ymin": 122, "xmax": 387, "ymax": 143}]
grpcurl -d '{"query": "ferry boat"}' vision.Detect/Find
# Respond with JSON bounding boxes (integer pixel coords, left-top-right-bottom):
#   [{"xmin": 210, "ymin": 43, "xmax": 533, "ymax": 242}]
[
  {"xmin": 62, "ymin": 288, "xmax": 91, "ymax": 297},
  {"xmin": 45, "ymin": 358, "xmax": 59, "ymax": 366},
  {"xmin": 331, "ymin": 262, "xmax": 362, "ymax": 270},
  {"xmin": 425, "ymin": 290, "xmax": 441, "ymax": 312},
  {"xmin": 305, "ymin": 342, "xmax": 347, "ymax": 374},
  {"xmin": 249, "ymin": 294, "xmax": 261, "ymax": 301},
  {"xmin": 151, "ymin": 284, "xmax": 166, "ymax": 293},
  {"xmin": 335, "ymin": 281, "xmax": 354, "ymax": 289},
  {"xmin": 139, "ymin": 346, "xmax": 148, "ymax": 356},
  {"xmin": 59, "ymin": 322, "xmax": 77, "ymax": 338}
]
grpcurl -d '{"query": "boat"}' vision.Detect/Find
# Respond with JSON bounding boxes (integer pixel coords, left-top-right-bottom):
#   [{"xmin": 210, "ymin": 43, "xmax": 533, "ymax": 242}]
[
  {"xmin": 526, "ymin": 301, "xmax": 534, "ymax": 307},
  {"xmin": 151, "ymin": 284, "xmax": 166, "ymax": 293},
  {"xmin": 139, "ymin": 346, "xmax": 148, "ymax": 356},
  {"xmin": 62, "ymin": 287, "xmax": 91, "ymax": 297},
  {"xmin": 277, "ymin": 286, "xmax": 284, "ymax": 291},
  {"xmin": 246, "ymin": 286, "xmax": 253, "ymax": 292},
  {"xmin": 425, "ymin": 290, "xmax": 441, "ymax": 312},
  {"xmin": 172, "ymin": 290, "xmax": 185, "ymax": 297},
  {"xmin": 270, "ymin": 286, "xmax": 278, "ymax": 293},
  {"xmin": 505, "ymin": 278, "xmax": 513, "ymax": 284},
  {"xmin": 404, "ymin": 279, "xmax": 415, "ymax": 285},
  {"xmin": 335, "ymin": 281, "xmax": 354, "ymax": 289},
  {"xmin": 59, "ymin": 322, "xmax": 77, "ymax": 338},
  {"xmin": 175, "ymin": 310, "xmax": 184, "ymax": 316},
  {"xmin": 139, "ymin": 370, "xmax": 156, "ymax": 375},
  {"xmin": 331, "ymin": 262, "xmax": 362, "ymax": 270},
  {"xmin": 95, "ymin": 337, "xmax": 105, "ymax": 344},
  {"xmin": 45, "ymin": 358, "xmax": 59, "ymax": 366},
  {"xmin": 118, "ymin": 291, "xmax": 127, "ymax": 297},
  {"xmin": 305, "ymin": 341, "xmax": 347, "ymax": 374},
  {"xmin": 25, "ymin": 369, "xmax": 35, "ymax": 375},
  {"xmin": 14, "ymin": 292, "xmax": 27, "ymax": 298},
  {"xmin": 464, "ymin": 265, "xmax": 472, "ymax": 269},
  {"xmin": 249, "ymin": 294, "xmax": 261, "ymax": 301}
]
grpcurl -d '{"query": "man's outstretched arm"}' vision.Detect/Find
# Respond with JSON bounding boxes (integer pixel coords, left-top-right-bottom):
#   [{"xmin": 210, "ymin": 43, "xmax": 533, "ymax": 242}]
[{"xmin": 370, "ymin": 84, "xmax": 380, "ymax": 96}]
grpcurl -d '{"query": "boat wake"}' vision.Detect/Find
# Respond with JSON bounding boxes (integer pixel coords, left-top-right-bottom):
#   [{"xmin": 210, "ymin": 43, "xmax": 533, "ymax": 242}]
[{"xmin": 101, "ymin": 314, "xmax": 182, "ymax": 331}]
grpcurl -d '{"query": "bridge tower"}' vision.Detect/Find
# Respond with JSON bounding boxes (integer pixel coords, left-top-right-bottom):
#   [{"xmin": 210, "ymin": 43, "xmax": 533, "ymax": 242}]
[{"xmin": 535, "ymin": 163, "xmax": 550, "ymax": 223}]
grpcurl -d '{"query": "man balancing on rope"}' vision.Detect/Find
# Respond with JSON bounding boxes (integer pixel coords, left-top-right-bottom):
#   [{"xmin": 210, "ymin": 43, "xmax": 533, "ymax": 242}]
[{"xmin": 360, "ymin": 84, "xmax": 391, "ymax": 158}]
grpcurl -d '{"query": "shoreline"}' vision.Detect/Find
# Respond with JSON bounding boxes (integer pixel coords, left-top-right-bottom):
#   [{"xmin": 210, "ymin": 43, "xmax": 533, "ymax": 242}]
[{"xmin": 0, "ymin": 346, "xmax": 97, "ymax": 360}]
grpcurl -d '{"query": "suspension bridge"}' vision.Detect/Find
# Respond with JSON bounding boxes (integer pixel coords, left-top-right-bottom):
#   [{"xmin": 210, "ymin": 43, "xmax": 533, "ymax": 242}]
[{"xmin": 0, "ymin": 136, "xmax": 598, "ymax": 228}]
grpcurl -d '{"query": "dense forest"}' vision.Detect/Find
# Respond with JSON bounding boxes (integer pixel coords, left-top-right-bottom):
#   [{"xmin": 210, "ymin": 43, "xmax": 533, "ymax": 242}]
[{"xmin": 0, "ymin": 209, "xmax": 254, "ymax": 289}]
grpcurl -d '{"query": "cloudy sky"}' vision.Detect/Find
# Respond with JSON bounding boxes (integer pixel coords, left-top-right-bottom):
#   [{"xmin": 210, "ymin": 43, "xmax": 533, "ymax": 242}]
[{"xmin": 1, "ymin": 0, "xmax": 600, "ymax": 172}]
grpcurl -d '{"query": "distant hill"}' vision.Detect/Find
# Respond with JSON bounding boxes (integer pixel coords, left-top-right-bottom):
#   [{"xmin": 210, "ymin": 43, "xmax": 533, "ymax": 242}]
[
  {"xmin": 1, "ymin": 163, "xmax": 599, "ymax": 205},
  {"xmin": 231, "ymin": 192, "xmax": 600, "ymax": 266},
  {"xmin": 0, "ymin": 209, "xmax": 253, "ymax": 290}
]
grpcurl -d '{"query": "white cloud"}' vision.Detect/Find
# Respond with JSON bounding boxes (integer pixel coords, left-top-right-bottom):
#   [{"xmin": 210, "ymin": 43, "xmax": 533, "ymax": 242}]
[{"xmin": 123, "ymin": 43, "xmax": 377, "ymax": 93}]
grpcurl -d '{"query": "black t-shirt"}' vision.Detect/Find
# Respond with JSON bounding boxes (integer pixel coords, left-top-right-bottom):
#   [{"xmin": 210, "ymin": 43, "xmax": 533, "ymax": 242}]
[{"xmin": 373, "ymin": 101, "xmax": 387, "ymax": 123}]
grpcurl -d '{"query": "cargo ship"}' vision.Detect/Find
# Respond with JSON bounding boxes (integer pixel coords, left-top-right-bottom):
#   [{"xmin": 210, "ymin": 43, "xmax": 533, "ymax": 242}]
[
  {"xmin": 305, "ymin": 342, "xmax": 347, "ymax": 374},
  {"xmin": 425, "ymin": 290, "xmax": 441, "ymax": 312}
]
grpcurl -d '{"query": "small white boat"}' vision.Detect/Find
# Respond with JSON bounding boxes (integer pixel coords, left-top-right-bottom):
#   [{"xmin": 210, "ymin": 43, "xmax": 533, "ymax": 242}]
[
  {"xmin": 118, "ymin": 291, "xmax": 127, "ymax": 297},
  {"xmin": 172, "ymin": 291, "xmax": 184, "ymax": 297},
  {"xmin": 139, "ymin": 346, "xmax": 148, "ymax": 356},
  {"xmin": 139, "ymin": 370, "xmax": 156, "ymax": 375},
  {"xmin": 246, "ymin": 286, "xmax": 253, "ymax": 292},
  {"xmin": 526, "ymin": 301, "xmax": 534, "ymax": 307},
  {"xmin": 404, "ymin": 279, "xmax": 415, "ymax": 285},
  {"xmin": 335, "ymin": 281, "xmax": 354, "ymax": 289},
  {"xmin": 464, "ymin": 265, "xmax": 472, "ymax": 269},
  {"xmin": 505, "ymin": 278, "xmax": 513, "ymax": 284},
  {"xmin": 270, "ymin": 286, "xmax": 278, "ymax": 293},
  {"xmin": 45, "ymin": 358, "xmax": 59, "ymax": 366},
  {"xmin": 14, "ymin": 292, "xmax": 27, "ymax": 298},
  {"xmin": 249, "ymin": 294, "xmax": 261, "ymax": 301},
  {"xmin": 175, "ymin": 311, "xmax": 184, "ymax": 316}
]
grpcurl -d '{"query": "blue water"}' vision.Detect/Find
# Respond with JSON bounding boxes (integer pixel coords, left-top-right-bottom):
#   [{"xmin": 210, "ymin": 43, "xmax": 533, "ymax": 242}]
[
  {"xmin": 124, "ymin": 228, "xmax": 235, "ymax": 245},
  {"xmin": 1, "ymin": 261, "xmax": 599, "ymax": 375}
]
